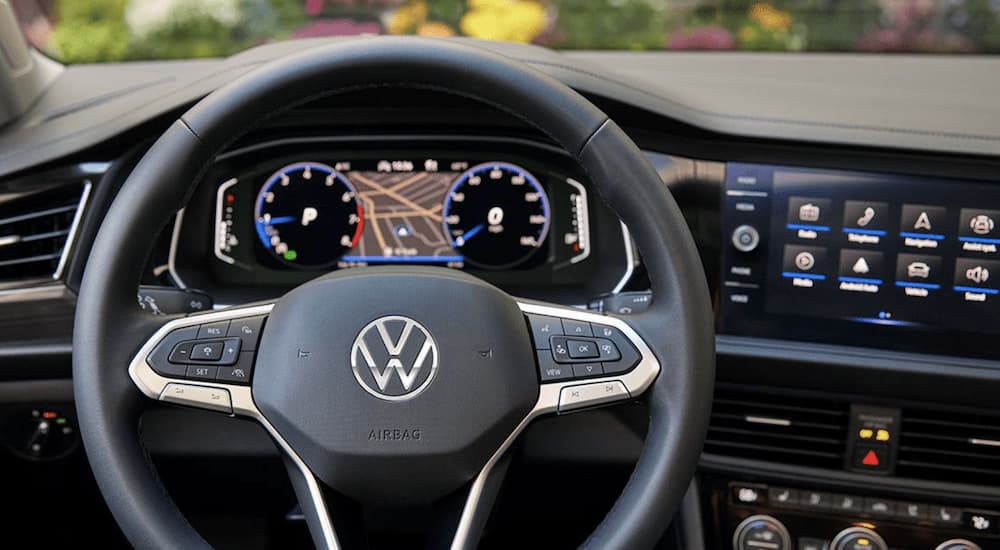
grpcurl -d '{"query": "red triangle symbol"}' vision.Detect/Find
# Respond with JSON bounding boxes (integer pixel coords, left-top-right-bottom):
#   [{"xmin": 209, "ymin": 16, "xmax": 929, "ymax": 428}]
[{"xmin": 862, "ymin": 449, "xmax": 880, "ymax": 467}]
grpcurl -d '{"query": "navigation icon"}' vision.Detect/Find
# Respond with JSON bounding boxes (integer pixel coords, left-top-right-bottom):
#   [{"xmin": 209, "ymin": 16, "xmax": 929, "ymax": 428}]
[{"xmin": 914, "ymin": 211, "xmax": 933, "ymax": 231}]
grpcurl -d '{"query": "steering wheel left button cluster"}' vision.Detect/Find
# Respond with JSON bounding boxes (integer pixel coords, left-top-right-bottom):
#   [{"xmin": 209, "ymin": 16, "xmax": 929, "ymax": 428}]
[{"xmin": 146, "ymin": 315, "xmax": 265, "ymax": 385}]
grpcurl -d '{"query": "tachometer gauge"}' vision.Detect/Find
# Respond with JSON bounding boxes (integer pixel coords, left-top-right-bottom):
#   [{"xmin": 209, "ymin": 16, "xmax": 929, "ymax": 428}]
[
  {"xmin": 254, "ymin": 162, "xmax": 362, "ymax": 269},
  {"xmin": 442, "ymin": 162, "xmax": 550, "ymax": 269}
]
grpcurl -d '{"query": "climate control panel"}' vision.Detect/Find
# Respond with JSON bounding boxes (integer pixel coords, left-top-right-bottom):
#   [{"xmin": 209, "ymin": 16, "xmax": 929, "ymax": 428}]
[{"xmin": 705, "ymin": 476, "xmax": 995, "ymax": 550}]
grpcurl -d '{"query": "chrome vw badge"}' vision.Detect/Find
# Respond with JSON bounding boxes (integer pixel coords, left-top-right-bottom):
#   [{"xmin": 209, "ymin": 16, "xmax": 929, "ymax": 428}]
[{"xmin": 351, "ymin": 316, "xmax": 439, "ymax": 401}]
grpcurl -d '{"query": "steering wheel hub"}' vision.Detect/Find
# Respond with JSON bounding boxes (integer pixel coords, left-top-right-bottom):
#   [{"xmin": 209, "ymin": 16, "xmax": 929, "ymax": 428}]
[{"xmin": 253, "ymin": 267, "xmax": 538, "ymax": 504}]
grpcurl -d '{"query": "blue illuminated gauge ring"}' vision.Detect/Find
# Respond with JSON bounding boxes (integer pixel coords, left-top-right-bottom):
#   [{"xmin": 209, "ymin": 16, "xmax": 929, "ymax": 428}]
[
  {"xmin": 442, "ymin": 162, "xmax": 551, "ymax": 270},
  {"xmin": 254, "ymin": 162, "xmax": 363, "ymax": 269}
]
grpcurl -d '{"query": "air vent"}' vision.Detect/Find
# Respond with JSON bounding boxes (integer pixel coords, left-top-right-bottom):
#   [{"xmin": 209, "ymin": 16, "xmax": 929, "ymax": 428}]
[
  {"xmin": 898, "ymin": 406, "xmax": 1000, "ymax": 486},
  {"xmin": 705, "ymin": 385, "xmax": 850, "ymax": 469},
  {"xmin": 0, "ymin": 179, "xmax": 91, "ymax": 285}
]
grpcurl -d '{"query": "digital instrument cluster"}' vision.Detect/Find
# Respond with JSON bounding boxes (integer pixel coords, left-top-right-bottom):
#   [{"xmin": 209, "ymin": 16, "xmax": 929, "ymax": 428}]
[
  {"xmin": 720, "ymin": 163, "xmax": 1000, "ymax": 359},
  {"xmin": 178, "ymin": 139, "xmax": 624, "ymax": 299},
  {"xmin": 217, "ymin": 157, "xmax": 586, "ymax": 271}
]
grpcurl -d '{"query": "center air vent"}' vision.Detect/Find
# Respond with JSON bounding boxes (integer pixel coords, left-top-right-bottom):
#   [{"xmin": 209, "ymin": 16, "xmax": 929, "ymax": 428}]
[
  {"xmin": 898, "ymin": 406, "xmax": 1000, "ymax": 486},
  {"xmin": 705, "ymin": 385, "xmax": 850, "ymax": 470},
  {"xmin": 0, "ymin": 179, "xmax": 91, "ymax": 285}
]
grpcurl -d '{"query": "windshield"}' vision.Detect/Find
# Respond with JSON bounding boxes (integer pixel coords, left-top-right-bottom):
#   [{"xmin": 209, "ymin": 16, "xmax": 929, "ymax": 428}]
[{"xmin": 13, "ymin": 0, "xmax": 1000, "ymax": 63}]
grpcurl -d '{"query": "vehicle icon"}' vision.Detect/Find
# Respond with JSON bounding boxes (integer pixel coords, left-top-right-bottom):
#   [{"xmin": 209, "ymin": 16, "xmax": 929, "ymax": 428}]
[{"xmin": 907, "ymin": 261, "xmax": 931, "ymax": 279}]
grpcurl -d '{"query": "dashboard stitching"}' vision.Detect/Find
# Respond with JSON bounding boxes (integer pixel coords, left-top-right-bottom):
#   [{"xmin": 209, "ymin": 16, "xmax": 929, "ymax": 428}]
[{"xmin": 521, "ymin": 59, "xmax": 1000, "ymax": 144}]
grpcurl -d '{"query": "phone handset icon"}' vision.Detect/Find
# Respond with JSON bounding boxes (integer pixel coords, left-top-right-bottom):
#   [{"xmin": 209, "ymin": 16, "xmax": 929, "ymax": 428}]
[{"xmin": 857, "ymin": 207, "xmax": 875, "ymax": 227}]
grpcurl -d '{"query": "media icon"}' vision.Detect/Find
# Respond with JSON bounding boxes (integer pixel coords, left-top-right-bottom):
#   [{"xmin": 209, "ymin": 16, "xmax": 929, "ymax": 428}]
[
  {"xmin": 795, "ymin": 252, "xmax": 816, "ymax": 271},
  {"xmin": 799, "ymin": 203, "xmax": 820, "ymax": 223},
  {"xmin": 971, "ymin": 214, "xmax": 995, "ymax": 235}
]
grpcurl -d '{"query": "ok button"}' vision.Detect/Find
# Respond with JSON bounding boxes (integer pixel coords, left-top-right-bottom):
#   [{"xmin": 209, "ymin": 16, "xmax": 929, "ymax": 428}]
[{"xmin": 567, "ymin": 339, "xmax": 600, "ymax": 359}]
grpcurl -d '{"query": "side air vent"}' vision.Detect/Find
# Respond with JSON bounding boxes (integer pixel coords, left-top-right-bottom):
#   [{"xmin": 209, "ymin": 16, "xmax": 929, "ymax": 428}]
[
  {"xmin": 898, "ymin": 406, "xmax": 1000, "ymax": 486},
  {"xmin": 0, "ymin": 175, "xmax": 93, "ymax": 286},
  {"xmin": 705, "ymin": 385, "xmax": 850, "ymax": 469}
]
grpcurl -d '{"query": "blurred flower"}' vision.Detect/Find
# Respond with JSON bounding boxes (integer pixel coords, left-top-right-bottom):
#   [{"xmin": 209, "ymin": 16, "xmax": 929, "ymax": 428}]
[
  {"xmin": 290, "ymin": 18, "xmax": 382, "ymax": 38},
  {"xmin": 387, "ymin": 1, "xmax": 430, "ymax": 35},
  {"xmin": 417, "ymin": 21, "xmax": 456, "ymax": 37},
  {"xmin": 749, "ymin": 3, "xmax": 793, "ymax": 32},
  {"xmin": 667, "ymin": 26, "xmax": 736, "ymax": 50},
  {"xmin": 855, "ymin": 1, "xmax": 974, "ymax": 52},
  {"xmin": 460, "ymin": 0, "xmax": 548, "ymax": 43}
]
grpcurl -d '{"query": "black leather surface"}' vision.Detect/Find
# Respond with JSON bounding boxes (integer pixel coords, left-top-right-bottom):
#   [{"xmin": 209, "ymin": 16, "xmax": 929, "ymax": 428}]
[{"xmin": 73, "ymin": 36, "xmax": 713, "ymax": 549}]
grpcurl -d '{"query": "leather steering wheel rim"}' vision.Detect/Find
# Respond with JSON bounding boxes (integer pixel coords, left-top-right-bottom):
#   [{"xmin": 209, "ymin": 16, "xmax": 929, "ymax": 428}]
[{"xmin": 73, "ymin": 37, "xmax": 714, "ymax": 550}]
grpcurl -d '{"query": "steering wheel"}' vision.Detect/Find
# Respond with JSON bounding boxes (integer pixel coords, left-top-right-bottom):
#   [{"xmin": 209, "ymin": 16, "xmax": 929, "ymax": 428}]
[{"xmin": 73, "ymin": 38, "xmax": 714, "ymax": 550}]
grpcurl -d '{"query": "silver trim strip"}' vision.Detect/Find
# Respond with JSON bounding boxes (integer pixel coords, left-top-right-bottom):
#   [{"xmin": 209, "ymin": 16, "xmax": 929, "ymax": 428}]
[
  {"xmin": 564, "ymin": 177, "xmax": 591, "ymax": 265},
  {"xmin": 213, "ymin": 178, "xmax": 238, "ymax": 265},
  {"xmin": 745, "ymin": 416, "xmax": 791, "ymax": 427},
  {"xmin": 612, "ymin": 221, "xmax": 636, "ymax": 294},
  {"xmin": 168, "ymin": 209, "xmax": 187, "ymax": 289},
  {"xmin": 127, "ymin": 301, "xmax": 658, "ymax": 550},
  {"xmin": 52, "ymin": 181, "xmax": 92, "ymax": 280},
  {"xmin": 969, "ymin": 438, "xmax": 1000, "ymax": 448},
  {"xmin": 127, "ymin": 304, "xmax": 340, "ymax": 550}
]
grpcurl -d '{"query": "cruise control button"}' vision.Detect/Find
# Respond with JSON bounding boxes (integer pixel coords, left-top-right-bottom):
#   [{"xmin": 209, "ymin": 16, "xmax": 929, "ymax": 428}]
[
  {"xmin": 572, "ymin": 363, "xmax": 603, "ymax": 378},
  {"xmin": 561, "ymin": 319, "xmax": 593, "ymax": 337},
  {"xmin": 567, "ymin": 339, "xmax": 599, "ymax": 359},
  {"xmin": 159, "ymin": 382, "xmax": 232, "ymax": 414},
  {"xmin": 197, "ymin": 321, "xmax": 229, "ymax": 339},
  {"xmin": 558, "ymin": 380, "xmax": 629, "ymax": 412},
  {"xmin": 593, "ymin": 324, "xmax": 640, "ymax": 374},
  {"xmin": 218, "ymin": 338, "xmax": 241, "ymax": 365},
  {"xmin": 227, "ymin": 316, "xmax": 265, "ymax": 351},
  {"xmin": 168, "ymin": 341, "xmax": 195, "ymax": 364},
  {"xmin": 536, "ymin": 351, "xmax": 573, "ymax": 382},
  {"xmin": 217, "ymin": 351, "xmax": 255, "ymax": 385},
  {"xmin": 186, "ymin": 365, "xmax": 218, "ymax": 381},
  {"xmin": 527, "ymin": 314, "xmax": 564, "ymax": 350},
  {"xmin": 147, "ymin": 326, "xmax": 199, "ymax": 378},
  {"xmin": 190, "ymin": 342, "xmax": 224, "ymax": 361}
]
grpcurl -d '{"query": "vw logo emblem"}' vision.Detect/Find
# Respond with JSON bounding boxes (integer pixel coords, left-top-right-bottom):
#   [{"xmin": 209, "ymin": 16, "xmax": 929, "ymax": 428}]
[{"xmin": 351, "ymin": 316, "xmax": 439, "ymax": 401}]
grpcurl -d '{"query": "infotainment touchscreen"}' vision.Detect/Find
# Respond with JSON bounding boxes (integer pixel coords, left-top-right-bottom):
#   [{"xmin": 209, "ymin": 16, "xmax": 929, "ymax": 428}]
[{"xmin": 719, "ymin": 163, "xmax": 1000, "ymax": 359}]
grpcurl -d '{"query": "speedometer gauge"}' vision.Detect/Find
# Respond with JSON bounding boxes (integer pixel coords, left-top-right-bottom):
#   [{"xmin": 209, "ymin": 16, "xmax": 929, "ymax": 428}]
[
  {"xmin": 442, "ymin": 162, "xmax": 550, "ymax": 269},
  {"xmin": 254, "ymin": 162, "xmax": 362, "ymax": 269}
]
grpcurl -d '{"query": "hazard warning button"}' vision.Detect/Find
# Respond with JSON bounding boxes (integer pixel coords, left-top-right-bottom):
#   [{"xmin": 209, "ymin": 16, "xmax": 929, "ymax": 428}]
[{"xmin": 853, "ymin": 446, "xmax": 889, "ymax": 472}]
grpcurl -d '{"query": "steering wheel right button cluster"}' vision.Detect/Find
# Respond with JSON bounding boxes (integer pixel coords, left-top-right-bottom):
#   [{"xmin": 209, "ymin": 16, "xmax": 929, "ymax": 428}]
[{"xmin": 526, "ymin": 313, "xmax": 640, "ymax": 382}]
